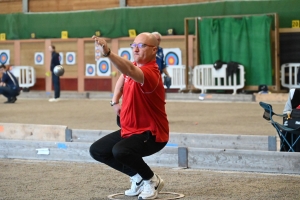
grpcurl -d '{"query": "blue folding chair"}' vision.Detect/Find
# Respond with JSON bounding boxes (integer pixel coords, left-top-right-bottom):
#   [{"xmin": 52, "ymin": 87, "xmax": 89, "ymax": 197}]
[{"xmin": 260, "ymin": 101, "xmax": 300, "ymax": 152}]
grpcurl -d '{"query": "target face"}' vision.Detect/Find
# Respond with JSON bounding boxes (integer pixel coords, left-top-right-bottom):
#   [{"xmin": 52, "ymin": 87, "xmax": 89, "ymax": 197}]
[
  {"xmin": 36, "ymin": 55, "xmax": 42, "ymax": 63},
  {"xmin": 67, "ymin": 54, "xmax": 74, "ymax": 62},
  {"xmin": 87, "ymin": 65, "xmax": 94, "ymax": 75},
  {"xmin": 165, "ymin": 52, "xmax": 179, "ymax": 65},
  {"xmin": 0, "ymin": 52, "xmax": 8, "ymax": 64},
  {"xmin": 34, "ymin": 52, "xmax": 44, "ymax": 65},
  {"xmin": 118, "ymin": 48, "xmax": 133, "ymax": 61},
  {"xmin": 66, "ymin": 52, "xmax": 76, "ymax": 65},
  {"xmin": 98, "ymin": 60, "xmax": 109, "ymax": 73},
  {"xmin": 120, "ymin": 51, "xmax": 131, "ymax": 60},
  {"xmin": 163, "ymin": 48, "xmax": 182, "ymax": 66},
  {"xmin": 59, "ymin": 52, "xmax": 63, "ymax": 65}
]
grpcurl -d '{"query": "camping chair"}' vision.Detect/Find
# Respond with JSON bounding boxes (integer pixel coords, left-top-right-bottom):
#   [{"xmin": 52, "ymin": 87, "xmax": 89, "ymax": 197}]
[{"xmin": 259, "ymin": 101, "xmax": 300, "ymax": 152}]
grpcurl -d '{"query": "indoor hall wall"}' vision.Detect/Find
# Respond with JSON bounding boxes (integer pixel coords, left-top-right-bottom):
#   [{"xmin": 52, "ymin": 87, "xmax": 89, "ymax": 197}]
[
  {"xmin": 28, "ymin": 0, "xmax": 119, "ymax": 12},
  {"xmin": 0, "ymin": 0, "xmax": 22, "ymax": 14},
  {"xmin": 0, "ymin": 42, "xmax": 14, "ymax": 63},
  {"xmin": 0, "ymin": 36, "xmax": 191, "ymax": 92},
  {"xmin": 127, "ymin": 0, "xmax": 216, "ymax": 7},
  {"xmin": 0, "ymin": 0, "xmax": 215, "ymax": 14},
  {"xmin": 20, "ymin": 41, "xmax": 44, "ymax": 77},
  {"xmin": 51, "ymin": 40, "xmax": 78, "ymax": 78},
  {"xmin": 83, "ymin": 39, "xmax": 112, "ymax": 91},
  {"xmin": 19, "ymin": 40, "xmax": 45, "ymax": 90}
]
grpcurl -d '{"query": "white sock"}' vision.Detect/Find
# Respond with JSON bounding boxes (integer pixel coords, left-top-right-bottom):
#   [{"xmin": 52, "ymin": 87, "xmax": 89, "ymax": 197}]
[{"xmin": 132, "ymin": 173, "xmax": 143, "ymax": 182}]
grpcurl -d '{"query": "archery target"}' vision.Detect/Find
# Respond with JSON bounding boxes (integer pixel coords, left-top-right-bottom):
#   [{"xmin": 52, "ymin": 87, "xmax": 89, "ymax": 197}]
[
  {"xmin": 34, "ymin": 52, "xmax": 44, "ymax": 65},
  {"xmin": 59, "ymin": 52, "xmax": 64, "ymax": 65},
  {"xmin": 85, "ymin": 64, "xmax": 95, "ymax": 76},
  {"xmin": 163, "ymin": 48, "xmax": 182, "ymax": 66},
  {"xmin": 66, "ymin": 52, "xmax": 76, "ymax": 65},
  {"xmin": 118, "ymin": 48, "xmax": 133, "ymax": 61},
  {"xmin": 0, "ymin": 50, "xmax": 10, "ymax": 65},
  {"xmin": 97, "ymin": 58, "xmax": 110, "ymax": 76}
]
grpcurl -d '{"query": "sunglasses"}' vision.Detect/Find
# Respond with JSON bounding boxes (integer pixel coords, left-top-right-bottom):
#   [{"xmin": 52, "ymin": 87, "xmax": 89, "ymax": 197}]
[{"xmin": 130, "ymin": 43, "xmax": 155, "ymax": 49}]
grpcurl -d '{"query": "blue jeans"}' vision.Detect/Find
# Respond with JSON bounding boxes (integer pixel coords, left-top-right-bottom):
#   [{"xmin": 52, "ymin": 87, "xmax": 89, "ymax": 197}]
[{"xmin": 89, "ymin": 130, "xmax": 167, "ymax": 180}]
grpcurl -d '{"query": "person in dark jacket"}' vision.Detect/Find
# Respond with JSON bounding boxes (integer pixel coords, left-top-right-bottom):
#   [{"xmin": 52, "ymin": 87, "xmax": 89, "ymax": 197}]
[
  {"xmin": 152, "ymin": 32, "xmax": 172, "ymax": 89},
  {"xmin": 151, "ymin": 32, "xmax": 170, "ymax": 77},
  {"xmin": 0, "ymin": 64, "xmax": 20, "ymax": 103},
  {"xmin": 48, "ymin": 45, "xmax": 61, "ymax": 102}
]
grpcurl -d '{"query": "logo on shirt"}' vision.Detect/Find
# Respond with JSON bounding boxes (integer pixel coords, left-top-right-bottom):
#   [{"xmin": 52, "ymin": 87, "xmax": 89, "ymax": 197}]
[{"xmin": 124, "ymin": 75, "xmax": 129, "ymax": 83}]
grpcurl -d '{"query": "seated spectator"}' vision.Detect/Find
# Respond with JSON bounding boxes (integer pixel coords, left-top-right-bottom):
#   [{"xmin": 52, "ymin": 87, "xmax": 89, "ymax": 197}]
[
  {"xmin": 282, "ymin": 88, "xmax": 300, "ymax": 152},
  {"xmin": 283, "ymin": 88, "xmax": 300, "ymax": 114}
]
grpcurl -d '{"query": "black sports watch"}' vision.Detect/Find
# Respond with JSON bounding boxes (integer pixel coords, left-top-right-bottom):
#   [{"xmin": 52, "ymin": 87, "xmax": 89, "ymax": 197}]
[{"xmin": 110, "ymin": 101, "xmax": 118, "ymax": 106}]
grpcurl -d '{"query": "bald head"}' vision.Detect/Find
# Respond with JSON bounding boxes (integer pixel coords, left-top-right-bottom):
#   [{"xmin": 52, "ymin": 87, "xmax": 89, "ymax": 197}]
[{"xmin": 135, "ymin": 33, "xmax": 157, "ymax": 46}]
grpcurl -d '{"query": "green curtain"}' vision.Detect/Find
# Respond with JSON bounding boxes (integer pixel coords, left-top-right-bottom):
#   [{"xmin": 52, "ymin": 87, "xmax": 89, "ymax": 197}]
[
  {"xmin": 0, "ymin": 0, "xmax": 300, "ymax": 40},
  {"xmin": 199, "ymin": 15, "xmax": 273, "ymax": 85}
]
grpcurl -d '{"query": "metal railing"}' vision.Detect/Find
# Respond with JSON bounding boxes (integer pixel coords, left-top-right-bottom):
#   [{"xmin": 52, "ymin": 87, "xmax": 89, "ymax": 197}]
[
  {"xmin": 192, "ymin": 64, "xmax": 245, "ymax": 94},
  {"xmin": 11, "ymin": 66, "xmax": 36, "ymax": 88},
  {"xmin": 281, "ymin": 63, "xmax": 300, "ymax": 89},
  {"xmin": 164, "ymin": 65, "xmax": 186, "ymax": 89}
]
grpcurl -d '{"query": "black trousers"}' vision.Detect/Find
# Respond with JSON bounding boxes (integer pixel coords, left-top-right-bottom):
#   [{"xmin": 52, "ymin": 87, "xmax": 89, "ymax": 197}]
[
  {"xmin": 52, "ymin": 73, "xmax": 60, "ymax": 99},
  {"xmin": 89, "ymin": 130, "xmax": 167, "ymax": 180},
  {"xmin": 0, "ymin": 86, "xmax": 19, "ymax": 100}
]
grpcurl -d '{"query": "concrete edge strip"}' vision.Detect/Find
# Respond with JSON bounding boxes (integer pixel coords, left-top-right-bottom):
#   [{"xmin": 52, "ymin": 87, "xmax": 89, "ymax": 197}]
[
  {"xmin": 70, "ymin": 129, "xmax": 276, "ymax": 151},
  {"xmin": 1, "ymin": 139, "xmax": 299, "ymax": 174}
]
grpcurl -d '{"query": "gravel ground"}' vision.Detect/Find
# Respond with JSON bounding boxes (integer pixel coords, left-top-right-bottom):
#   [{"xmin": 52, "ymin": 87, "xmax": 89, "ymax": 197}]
[{"xmin": 1, "ymin": 97, "xmax": 300, "ymax": 200}]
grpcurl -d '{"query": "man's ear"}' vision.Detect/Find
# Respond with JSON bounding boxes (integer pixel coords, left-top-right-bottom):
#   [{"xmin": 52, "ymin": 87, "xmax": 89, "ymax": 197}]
[{"xmin": 153, "ymin": 46, "xmax": 158, "ymax": 54}]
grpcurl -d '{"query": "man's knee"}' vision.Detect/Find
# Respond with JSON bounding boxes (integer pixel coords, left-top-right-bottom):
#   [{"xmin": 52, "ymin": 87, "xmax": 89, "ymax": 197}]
[
  {"xmin": 89, "ymin": 143, "xmax": 105, "ymax": 161},
  {"xmin": 112, "ymin": 145, "xmax": 131, "ymax": 162},
  {"xmin": 89, "ymin": 142, "xmax": 113, "ymax": 163}
]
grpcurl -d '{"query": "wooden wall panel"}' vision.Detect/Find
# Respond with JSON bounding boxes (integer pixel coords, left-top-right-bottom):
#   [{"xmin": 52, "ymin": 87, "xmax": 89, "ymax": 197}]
[
  {"xmin": 0, "ymin": 0, "xmax": 234, "ymax": 14},
  {"xmin": 59, "ymin": 78, "xmax": 77, "ymax": 91},
  {"xmin": 84, "ymin": 40, "xmax": 112, "ymax": 71},
  {"xmin": 84, "ymin": 78, "xmax": 111, "ymax": 91},
  {"xmin": 84, "ymin": 41, "xmax": 97, "ymax": 66},
  {"xmin": 31, "ymin": 78, "xmax": 46, "ymax": 90},
  {"xmin": 127, "ymin": 0, "xmax": 213, "ymax": 7},
  {"xmin": 0, "ymin": 43, "xmax": 14, "ymax": 65},
  {"xmin": 161, "ymin": 36, "xmax": 186, "ymax": 66},
  {"xmin": 28, "ymin": 0, "xmax": 119, "ymax": 12},
  {"xmin": 73, "ymin": 0, "xmax": 119, "ymax": 11},
  {"xmin": 193, "ymin": 37, "xmax": 198, "ymax": 66},
  {"xmin": 51, "ymin": 41, "xmax": 78, "ymax": 77},
  {"xmin": 119, "ymin": 39, "xmax": 132, "ymax": 48},
  {"xmin": 19, "ymin": 41, "xmax": 45, "ymax": 77},
  {"xmin": 0, "ymin": 0, "xmax": 22, "ymax": 14}
]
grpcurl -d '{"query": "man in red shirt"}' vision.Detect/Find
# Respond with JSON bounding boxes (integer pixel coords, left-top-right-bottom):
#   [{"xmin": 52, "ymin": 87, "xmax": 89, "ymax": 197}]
[{"xmin": 90, "ymin": 33, "xmax": 169, "ymax": 200}]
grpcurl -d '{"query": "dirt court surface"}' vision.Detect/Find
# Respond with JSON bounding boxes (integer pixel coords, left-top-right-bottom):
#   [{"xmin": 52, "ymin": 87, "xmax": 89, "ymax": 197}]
[
  {"xmin": 0, "ymin": 97, "xmax": 287, "ymax": 135},
  {"xmin": 1, "ymin": 97, "xmax": 300, "ymax": 200}
]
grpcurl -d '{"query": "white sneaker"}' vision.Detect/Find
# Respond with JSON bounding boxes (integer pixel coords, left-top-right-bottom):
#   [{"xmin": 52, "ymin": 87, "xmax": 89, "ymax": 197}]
[
  {"xmin": 49, "ymin": 98, "xmax": 60, "ymax": 102},
  {"xmin": 138, "ymin": 174, "xmax": 164, "ymax": 200},
  {"xmin": 124, "ymin": 174, "xmax": 144, "ymax": 196}
]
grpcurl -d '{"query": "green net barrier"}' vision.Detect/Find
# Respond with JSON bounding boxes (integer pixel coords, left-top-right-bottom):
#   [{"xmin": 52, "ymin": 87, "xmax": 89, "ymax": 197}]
[
  {"xmin": 0, "ymin": 0, "xmax": 299, "ymax": 40},
  {"xmin": 199, "ymin": 15, "xmax": 273, "ymax": 85}
]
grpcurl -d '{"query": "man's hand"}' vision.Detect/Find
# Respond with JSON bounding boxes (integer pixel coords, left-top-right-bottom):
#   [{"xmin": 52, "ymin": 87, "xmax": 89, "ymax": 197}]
[
  {"xmin": 92, "ymin": 35, "xmax": 110, "ymax": 56},
  {"xmin": 112, "ymin": 104, "xmax": 121, "ymax": 116}
]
